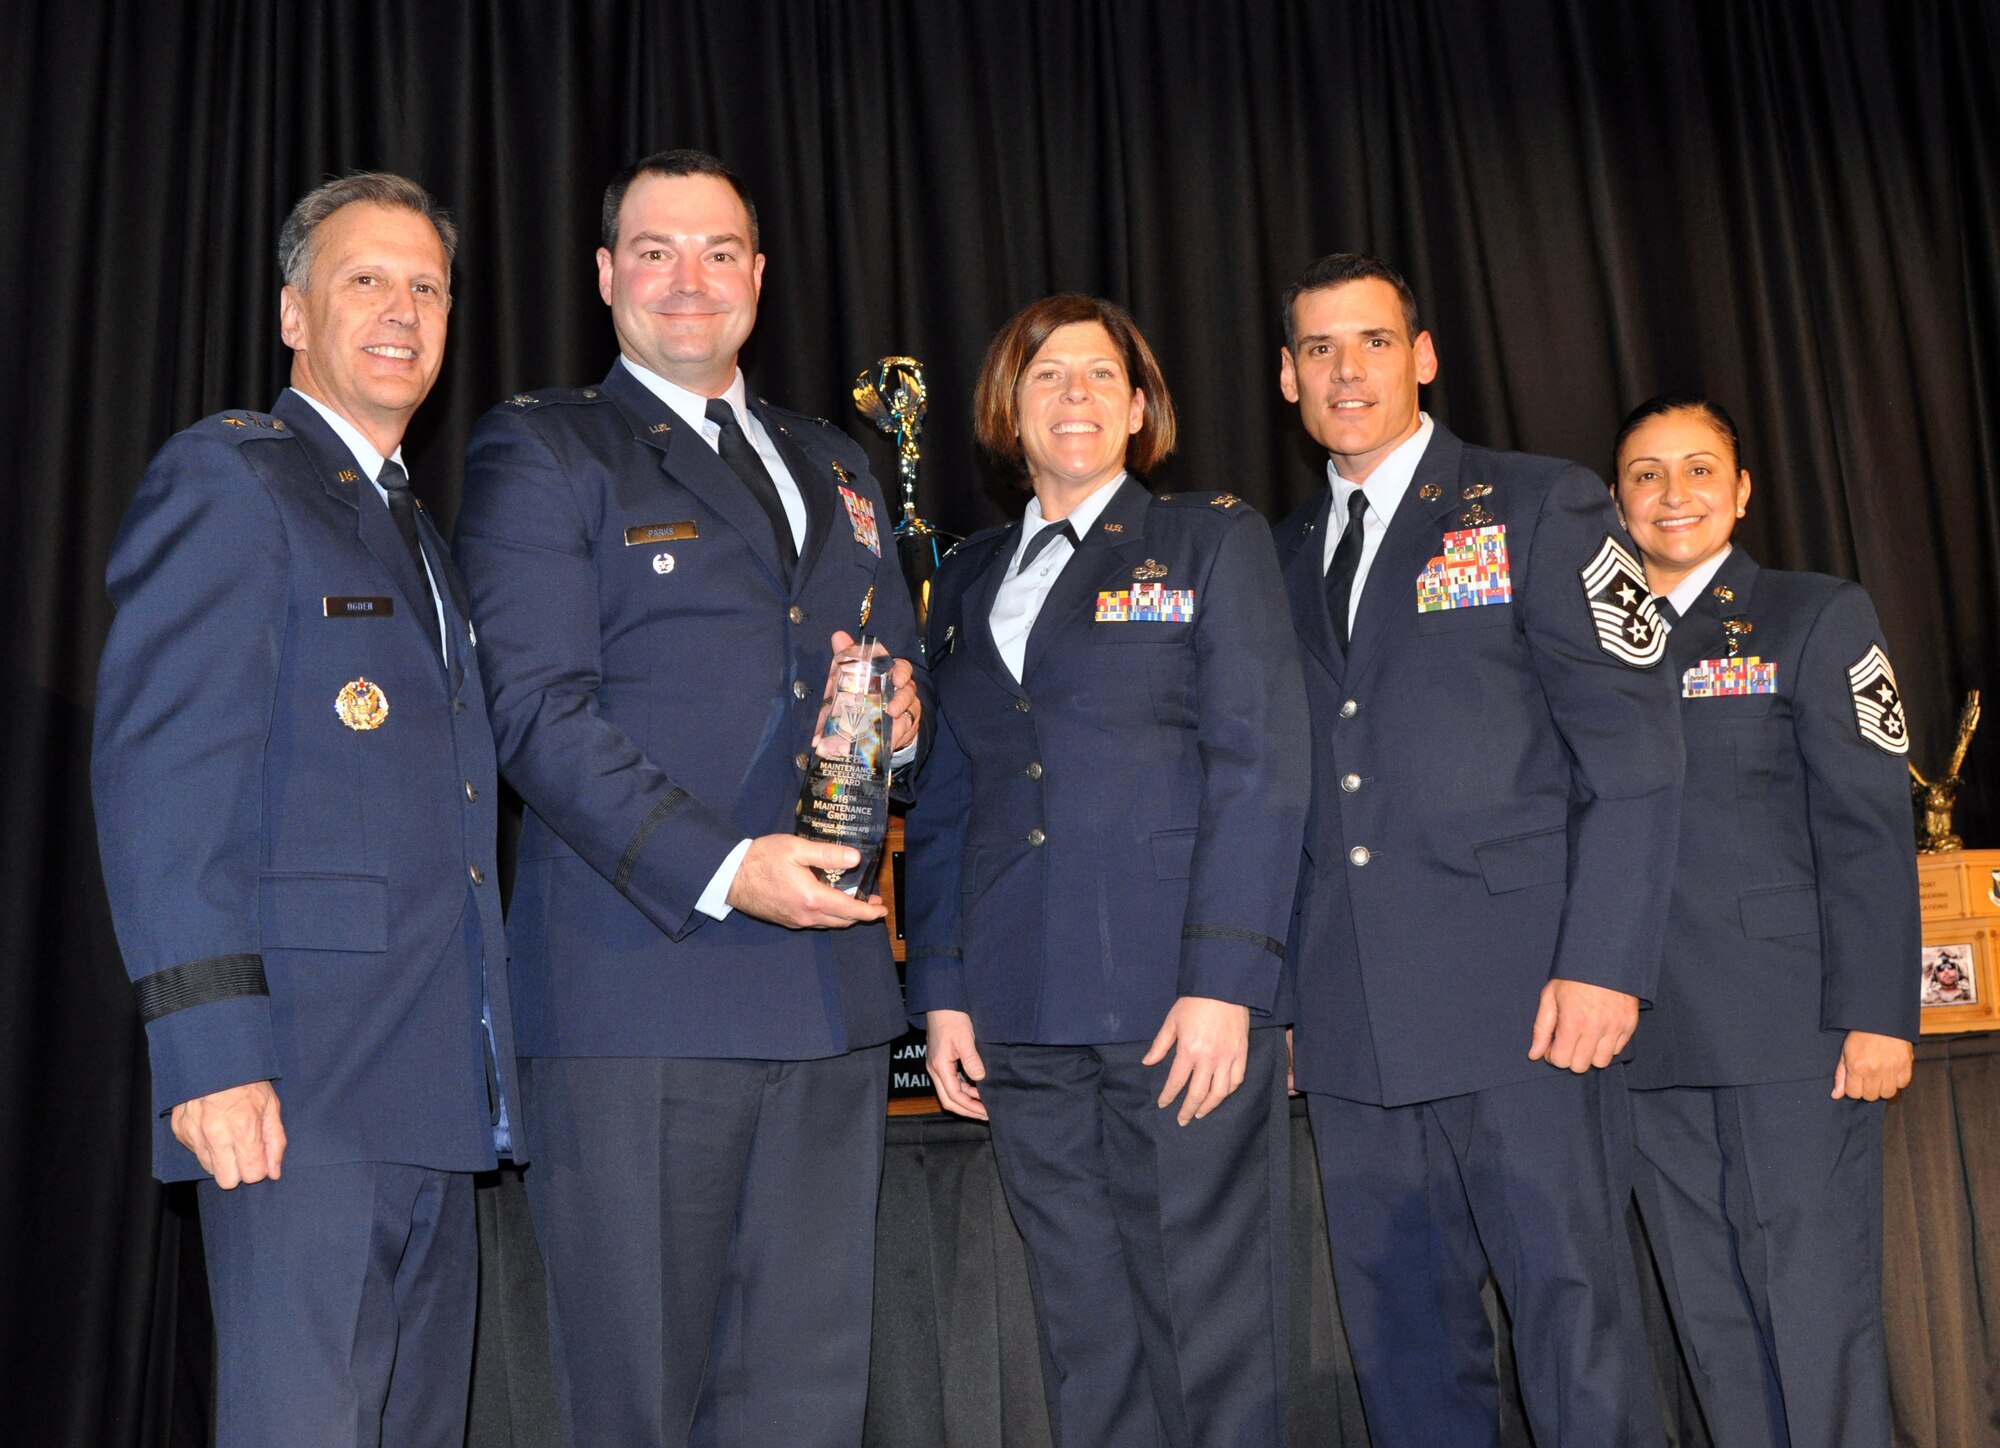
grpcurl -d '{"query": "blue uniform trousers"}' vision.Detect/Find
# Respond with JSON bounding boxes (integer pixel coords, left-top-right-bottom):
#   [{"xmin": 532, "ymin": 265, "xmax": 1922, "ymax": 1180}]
[
  {"xmin": 1631, "ymin": 1082, "xmax": 1889, "ymax": 1448},
  {"xmin": 197, "ymin": 1162, "xmax": 476, "ymax": 1448},
  {"xmin": 1308, "ymin": 1068, "xmax": 1664, "ymax": 1448},
  {"xmin": 518, "ymin": 1047, "xmax": 890, "ymax": 1448},
  {"xmin": 978, "ymin": 1028, "xmax": 1290, "ymax": 1448}
]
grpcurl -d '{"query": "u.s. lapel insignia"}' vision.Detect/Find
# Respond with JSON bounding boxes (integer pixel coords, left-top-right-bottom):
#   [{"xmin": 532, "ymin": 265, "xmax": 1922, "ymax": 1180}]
[
  {"xmin": 1578, "ymin": 536, "xmax": 1667, "ymax": 667},
  {"xmin": 649, "ymin": 422, "xmax": 670, "ymax": 434},
  {"xmin": 334, "ymin": 678, "xmax": 389, "ymax": 731},
  {"xmin": 859, "ymin": 584, "xmax": 875, "ymax": 628},
  {"xmin": 1101, "ymin": 522, "xmax": 1125, "ymax": 533},
  {"xmin": 1721, "ymin": 619, "xmax": 1755, "ymax": 657},
  {"xmin": 1459, "ymin": 502, "xmax": 1495, "ymax": 527},
  {"xmin": 1712, "ymin": 584, "xmax": 1735, "ymax": 604},
  {"xmin": 1848, "ymin": 644, "xmax": 1909, "ymax": 754},
  {"xmin": 1417, "ymin": 525, "xmax": 1511, "ymax": 612},
  {"xmin": 1418, "ymin": 483, "xmax": 1442, "ymax": 502},
  {"xmin": 337, "ymin": 469, "xmax": 359, "ymax": 483},
  {"xmin": 1682, "ymin": 656, "xmax": 1776, "ymax": 698},
  {"xmin": 837, "ymin": 484, "xmax": 881, "ymax": 555},
  {"xmin": 831, "ymin": 461, "xmax": 856, "ymax": 486},
  {"xmin": 1133, "ymin": 558, "xmax": 1169, "ymax": 581}
]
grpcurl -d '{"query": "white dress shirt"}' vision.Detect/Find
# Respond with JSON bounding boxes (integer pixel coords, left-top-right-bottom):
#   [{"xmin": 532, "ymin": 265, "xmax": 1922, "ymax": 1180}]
[
  {"xmin": 991, "ymin": 473, "xmax": 1129, "ymax": 681},
  {"xmin": 1659, "ymin": 544, "xmax": 1734, "ymax": 627},
  {"xmin": 291, "ymin": 387, "xmax": 451, "ymax": 665},
  {"xmin": 1321, "ymin": 413, "xmax": 1436, "ymax": 633},
  {"xmin": 620, "ymin": 356, "xmax": 808, "ymax": 549}
]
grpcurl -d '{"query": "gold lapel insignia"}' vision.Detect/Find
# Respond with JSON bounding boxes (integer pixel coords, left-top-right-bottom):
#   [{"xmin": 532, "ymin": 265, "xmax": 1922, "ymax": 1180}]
[
  {"xmin": 1418, "ymin": 483, "xmax": 1442, "ymax": 502},
  {"xmin": 334, "ymin": 678, "xmax": 389, "ymax": 731},
  {"xmin": 1101, "ymin": 522, "xmax": 1125, "ymax": 533},
  {"xmin": 1713, "ymin": 584, "xmax": 1735, "ymax": 604},
  {"xmin": 859, "ymin": 584, "xmax": 875, "ymax": 628},
  {"xmin": 649, "ymin": 422, "xmax": 670, "ymax": 434},
  {"xmin": 1133, "ymin": 558, "xmax": 1170, "ymax": 581},
  {"xmin": 337, "ymin": 469, "xmax": 359, "ymax": 483},
  {"xmin": 832, "ymin": 461, "xmax": 856, "ymax": 486}
]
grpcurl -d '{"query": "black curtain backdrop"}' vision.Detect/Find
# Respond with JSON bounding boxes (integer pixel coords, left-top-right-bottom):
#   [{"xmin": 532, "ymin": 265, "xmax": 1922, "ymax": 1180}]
[{"xmin": 4, "ymin": 2, "xmax": 1998, "ymax": 1444}]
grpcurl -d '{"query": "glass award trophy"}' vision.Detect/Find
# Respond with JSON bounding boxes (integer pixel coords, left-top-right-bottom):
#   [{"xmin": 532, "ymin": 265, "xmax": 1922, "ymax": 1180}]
[{"xmin": 795, "ymin": 637, "xmax": 893, "ymax": 894}]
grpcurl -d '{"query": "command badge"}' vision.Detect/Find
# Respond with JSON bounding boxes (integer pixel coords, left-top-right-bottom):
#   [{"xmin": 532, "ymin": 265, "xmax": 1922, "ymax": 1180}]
[
  {"xmin": 838, "ymin": 484, "xmax": 881, "ymax": 555},
  {"xmin": 1848, "ymin": 644, "xmax": 1909, "ymax": 754},
  {"xmin": 1579, "ymin": 536, "xmax": 1666, "ymax": 667},
  {"xmin": 334, "ymin": 678, "xmax": 388, "ymax": 731}
]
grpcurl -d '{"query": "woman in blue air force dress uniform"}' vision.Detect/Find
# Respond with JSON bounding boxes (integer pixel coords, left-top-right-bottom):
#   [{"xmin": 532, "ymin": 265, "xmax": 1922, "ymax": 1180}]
[
  {"xmin": 901, "ymin": 295, "xmax": 1310, "ymax": 1447},
  {"xmin": 1610, "ymin": 393, "xmax": 1920, "ymax": 1448}
]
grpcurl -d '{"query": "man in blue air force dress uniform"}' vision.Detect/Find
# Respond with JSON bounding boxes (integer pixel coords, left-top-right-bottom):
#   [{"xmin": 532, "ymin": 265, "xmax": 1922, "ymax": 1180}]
[
  {"xmin": 92, "ymin": 175, "xmax": 516, "ymax": 1448},
  {"xmin": 1272, "ymin": 255, "xmax": 1684, "ymax": 1448},
  {"xmin": 1627, "ymin": 537, "xmax": 1918, "ymax": 1447},
  {"xmin": 452, "ymin": 150, "xmax": 927, "ymax": 1448}
]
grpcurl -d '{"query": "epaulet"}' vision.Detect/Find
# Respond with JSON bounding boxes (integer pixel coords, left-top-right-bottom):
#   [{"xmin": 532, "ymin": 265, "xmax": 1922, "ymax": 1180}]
[
  {"xmin": 501, "ymin": 385, "xmax": 611, "ymax": 411},
  {"xmin": 199, "ymin": 409, "xmax": 293, "ymax": 443},
  {"xmin": 942, "ymin": 523, "xmax": 1010, "ymax": 562},
  {"xmin": 1150, "ymin": 489, "xmax": 1246, "ymax": 511}
]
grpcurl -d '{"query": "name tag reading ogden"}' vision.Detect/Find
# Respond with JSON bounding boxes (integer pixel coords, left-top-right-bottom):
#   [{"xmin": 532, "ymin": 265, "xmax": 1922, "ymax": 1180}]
[{"xmin": 324, "ymin": 596, "xmax": 394, "ymax": 617}]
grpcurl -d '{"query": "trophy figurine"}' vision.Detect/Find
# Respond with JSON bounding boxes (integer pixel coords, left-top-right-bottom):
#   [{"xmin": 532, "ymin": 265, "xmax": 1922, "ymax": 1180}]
[
  {"xmin": 795, "ymin": 637, "xmax": 893, "ymax": 894},
  {"xmin": 1910, "ymin": 689, "xmax": 1981, "ymax": 853},
  {"xmin": 854, "ymin": 356, "xmax": 960, "ymax": 633}
]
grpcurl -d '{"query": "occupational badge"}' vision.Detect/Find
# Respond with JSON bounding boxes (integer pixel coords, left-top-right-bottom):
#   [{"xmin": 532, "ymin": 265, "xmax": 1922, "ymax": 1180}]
[
  {"xmin": 1133, "ymin": 559, "xmax": 1169, "ymax": 581},
  {"xmin": 334, "ymin": 678, "xmax": 389, "ymax": 731},
  {"xmin": 1578, "ymin": 536, "xmax": 1666, "ymax": 667},
  {"xmin": 1416, "ymin": 525, "xmax": 1511, "ymax": 612},
  {"xmin": 838, "ymin": 484, "xmax": 881, "ymax": 556},
  {"xmin": 1720, "ymin": 619, "xmax": 1754, "ymax": 657},
  {"xmin": 1096, "ymin": 584, "xmax": 1194, "ymax": 622},
  {"xmin": 1461, "ymin": 482, "xmax": 1493, "ymax": 500},
  {"xmin": 1847, "ymin": 644, "xmax": 1909, "ymax": 754},
  {"xmin": 652, "ymin": 553, "xmax": 675, "ymax": 574},
  {"xmin": 1459, "ymin": 502, "xmax": 1495, "ymax": 527},
  {"xmin": 1682, "ymin": 657, "xmax": 1777, "ymax": 698}
]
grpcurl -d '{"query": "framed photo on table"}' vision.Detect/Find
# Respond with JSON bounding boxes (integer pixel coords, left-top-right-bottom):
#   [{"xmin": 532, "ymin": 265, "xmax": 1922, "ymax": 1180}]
[{"xmin": 1917, "ymin": 852, "xmax": 2000, "ymax": 1035}]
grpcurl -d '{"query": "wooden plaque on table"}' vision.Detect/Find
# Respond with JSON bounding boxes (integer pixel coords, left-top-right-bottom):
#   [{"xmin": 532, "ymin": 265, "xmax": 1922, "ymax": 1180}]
[{"xmin": 1918, "ymin": 849, "xmax": 2000, "ymax": 1036}]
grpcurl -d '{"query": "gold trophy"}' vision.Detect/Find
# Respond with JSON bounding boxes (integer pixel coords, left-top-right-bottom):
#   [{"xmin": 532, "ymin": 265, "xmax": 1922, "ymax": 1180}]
[
  {"xmin": 1911, "ymin": 690, "xmax": 1981, "ymax": 853},
  {"xmin": 853, "ymin": 357, "xmax": 960, "ymax": 633}
]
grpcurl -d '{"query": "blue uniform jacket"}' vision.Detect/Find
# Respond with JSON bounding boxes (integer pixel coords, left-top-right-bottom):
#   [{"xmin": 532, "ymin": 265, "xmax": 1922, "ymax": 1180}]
[
  {"xmin": 93, "ymin": 391, "xmax": 519, "ymax": 1182},
  {"xmin": 1626, "ymin": 548, "xmax": 1920, "ymax": 1088},
  {"xmin": 453, "ymin": 362, "xmax": 924, "ymax": 1061},
  {"xmin": 902, "ymin": 482, "xmax": 1311, "ymax": 1043},
  {"xmin": 1275, "ymin": 426, "xmax": 1685, "ymax": 1106}
]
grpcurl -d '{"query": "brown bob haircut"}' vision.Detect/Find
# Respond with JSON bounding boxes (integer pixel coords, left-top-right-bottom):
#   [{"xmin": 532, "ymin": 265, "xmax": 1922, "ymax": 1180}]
[{"xmin": 972, "ymin": 294, "xmax": 1177, "ymax": 485}]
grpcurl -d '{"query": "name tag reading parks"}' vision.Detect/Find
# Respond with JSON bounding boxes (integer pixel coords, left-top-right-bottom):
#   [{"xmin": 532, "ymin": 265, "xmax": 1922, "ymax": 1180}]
[{"xmin": 323, "ymin": 596, "xmax": 394, "ymax": 617}]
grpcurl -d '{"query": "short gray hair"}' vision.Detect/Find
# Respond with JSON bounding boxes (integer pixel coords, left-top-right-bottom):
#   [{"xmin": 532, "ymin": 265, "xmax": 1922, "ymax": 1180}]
[{"xmin": 278, "ymin": 172, "xmax": 458, "ymax": 291}]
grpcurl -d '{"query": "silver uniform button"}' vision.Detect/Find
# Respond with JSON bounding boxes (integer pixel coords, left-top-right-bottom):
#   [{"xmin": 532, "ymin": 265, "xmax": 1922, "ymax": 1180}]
[
  {"xmin": 795, "ymin": 751, "xmax": 809, "ymax": 770},
  {"xmin": 1027, "ymin": 828, "xmax": 1046, "ymax": 847},
  {"xmin": 470, "ymin": 864, "xmax": 486, "ymax": 885},
  {"xmin": 464, "ymin": 780, "xmax": 479, "ymax": 802},
  {"xmin": 1348, "ymin": 846, "xmax": 1370, "ymax": 867},
  {"xmin": 1339, "ymin": 699, "xmax": 1359, "ymax": 719},
  {"xmin": 793, "ymin": 680, "xmax": 809, "ymax": 700},
  {"xmin": 1015, "ymin": 697, "xmax": 1032, "ymax": 713},
  {"xmin": 788, "ymin": 605, "xmax": 805, "ymax": 624},
  {"xmin": 1024, "ymin": 761, "xmax": 1043, "ymax": 780},
  {"xmin": 1340, "ymin": 773, "xmax": 1361, "ymax": 792}
]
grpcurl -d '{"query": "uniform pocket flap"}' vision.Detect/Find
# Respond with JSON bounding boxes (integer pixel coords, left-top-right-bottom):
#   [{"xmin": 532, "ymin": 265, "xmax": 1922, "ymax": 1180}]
[
  {"xmin": 259, "ymin": 872, "xmax": 390, "ymax": 952},
  {"xmin": 1473, "ymin": 825, "xmax": 1567, "ymax": 894},
  {"xmin": 1150, "ymin": 828, "xmax": 1197, "ymax": 880},
  {"xmin": 1739, "ymin": 883, "xmax": 1819, "ymax": 939}
]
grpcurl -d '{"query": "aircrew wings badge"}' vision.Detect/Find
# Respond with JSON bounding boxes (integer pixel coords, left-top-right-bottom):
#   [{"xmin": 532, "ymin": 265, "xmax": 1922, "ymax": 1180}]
[
  {"xmin": 1847, "ymin": 644, "xmax": 1909, "ymax": 754},
  {"xmin": 837, "ymin": 484, "xmax": 881, "ymax": 555},
  {"xmin": 1578, "ymin": 537, "xmax": 1666, "ymax": 667}
]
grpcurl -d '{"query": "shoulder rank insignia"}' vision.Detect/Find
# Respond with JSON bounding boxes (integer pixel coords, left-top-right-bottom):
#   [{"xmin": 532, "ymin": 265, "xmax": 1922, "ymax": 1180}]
[
  {"xmin": 1683, "ymin": 656, "xmax": 1776, "ymax": 698},
  {"xmin": 1097, "ymin": 584, "xmax": 1194, "ymax": 622},
  {"xmin": 334, "ymin": 678, "xmax": 389, "ymax": 731},
  {"xmin": 509, "ymin": 394, "xmax": 538, "ymax": 407},
  {"xmin": 1133, "ymin": 558, "xmax": 1169, "ymax": 581},
  {"xmin": 837, "ymin": 484, "xmax": 881, "ymax": 555},
  {"xmin": 1848, "ymin": 644, "xmax": 1909, "ymax": 754},
  {"xmin": 1578, "ymin": 536, "xmax": 1667, "ymax": 667},
  {"xmin": 1417, "ymin": 525, "xmax": 1511, "ymax": 612},
  {"xmin": 222, "ymin": 416, "xmax": 248, "ymax": 427},
  {"xmin": 1211, "ymin": 493, "xmax": 1241, "ymax": 508}
]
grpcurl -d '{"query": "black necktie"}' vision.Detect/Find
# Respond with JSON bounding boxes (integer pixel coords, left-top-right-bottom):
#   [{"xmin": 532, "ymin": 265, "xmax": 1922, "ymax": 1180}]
[
  {"xmin": 1652, "ymin": 596, "xmax": 1680, "ymax": 628},
  {"xmin": 1323, "ymin": 487, "xmax": 1371, "ymax": 648},
  {"xmin": 1017, "ymin": 520, "xmax": 1077, "ymax": 573},
  {"xmin": 705, "ymin": 399, "xmax": 798, "ymax": 576},
  {"xmin": 378, "ymin": 461, "xmax": 443, "ymax": 661}
]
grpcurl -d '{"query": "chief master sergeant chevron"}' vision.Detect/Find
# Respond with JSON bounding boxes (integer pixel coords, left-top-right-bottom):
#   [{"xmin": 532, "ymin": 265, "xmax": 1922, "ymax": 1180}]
[
  {"xmin": 453, "ymin": 149, "xmax": 927, "ymax": 1448},
  {"xmin": 1272, "ymin": 253, "xmax": 1684, "ymax": 1448},
  {"xmin": 91, "ymin": 173, "xmax": 518, "ymax": 1448}
]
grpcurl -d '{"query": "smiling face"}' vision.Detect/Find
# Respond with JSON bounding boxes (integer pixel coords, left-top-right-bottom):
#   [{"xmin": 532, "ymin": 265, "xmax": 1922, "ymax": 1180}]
[
  {"xmin": 597, "ymin": 171, "xmax": 764, "ymax": 397},
  {"xmin": 1279, "ymin": 278, "xmax": 1437, "ymax": 483},
  {"xmin": 1613, "ymin": 408, "xmax": 1752, "ymax": 595},
  {"xmin": 1013, "ymin": 320, "xmax": 1145, "ymax": 507},
  {"xmin": 280, "ymin": 201, "xmax": 451, "ymax": 456}
]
